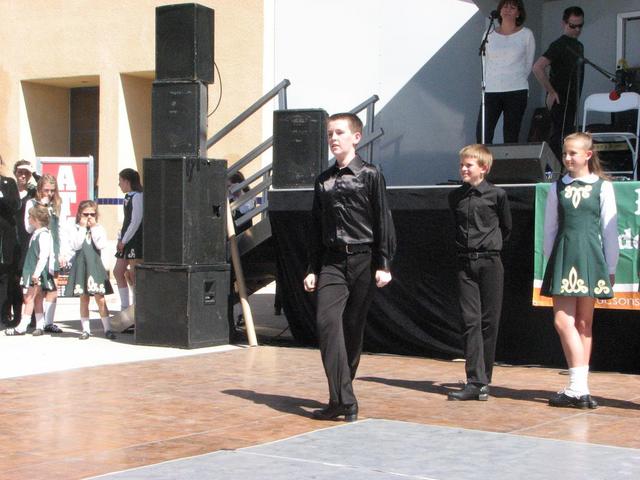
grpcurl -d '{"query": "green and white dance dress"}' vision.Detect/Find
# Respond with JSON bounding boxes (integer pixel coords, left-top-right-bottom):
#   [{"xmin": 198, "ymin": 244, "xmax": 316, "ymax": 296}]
[
  {"xmin": 20, "ymin": 227, "xmax": 55, "ymax": 292},
  {"xmin": 65, "ymin": 224, "xmax": 113, "ymax": 296},
  {"xmin": 541, "ymin": 173, "xmax": 618, "ymax": 298}
]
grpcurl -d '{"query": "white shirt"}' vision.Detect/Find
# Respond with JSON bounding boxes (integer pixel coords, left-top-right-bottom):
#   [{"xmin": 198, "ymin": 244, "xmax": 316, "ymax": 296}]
[
  {"xmin": 543, "ymin": 173, "xmax": 619, "ymax": 274},
  {"xmin": 119, "ymin": 192, "xmax": 143, "ymax": 245},
  {"xmin": 69, "ymin": 224, "xmax": 108, "ymax": 252},
  {"xmin": 485, "ymin": 27, "xmax": 535, "ymax": 93},
  {"xmin": 30, "ymin": 227, "xmax": 52, "ymax": 278}
]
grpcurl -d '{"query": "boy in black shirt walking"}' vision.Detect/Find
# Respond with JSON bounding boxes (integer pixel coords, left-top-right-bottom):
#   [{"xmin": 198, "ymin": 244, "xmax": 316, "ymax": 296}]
[{"xmin": 448, "ymin": 144, "xmax": 512, "ymax": 401}]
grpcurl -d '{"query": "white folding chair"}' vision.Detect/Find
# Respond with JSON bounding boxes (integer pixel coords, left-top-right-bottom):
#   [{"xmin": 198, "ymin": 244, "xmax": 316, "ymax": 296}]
[{"xmin": 582, "ymin": 92, "xmax": 640, "ymax": 179}]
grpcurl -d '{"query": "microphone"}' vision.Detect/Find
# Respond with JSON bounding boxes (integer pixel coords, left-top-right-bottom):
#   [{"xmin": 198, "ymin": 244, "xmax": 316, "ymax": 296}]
[{"xmin": 489, "ymin": 10, "xmax": 499, "ymax": 19}]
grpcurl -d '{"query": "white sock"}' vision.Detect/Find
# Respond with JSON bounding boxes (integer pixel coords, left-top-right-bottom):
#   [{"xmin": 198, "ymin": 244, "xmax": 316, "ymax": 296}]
[
  {"xmin": 44, "ymin": 301, "xmax": 57, "ymax": 326},
  {"xmin": 118, "ymin": 287, "xmax": 130, "ymax": 309},
  {"xmin": 35, "ymin": 313, "xmax": 45, "ymax": 330},
  {"xmin": 81, "ymin": 317, "xmax": 91, "ymax": 334},
  {"xmin": 129, "ymin": 285, "xmax": 135, "ymax": 306},
  {"xmin": 567, "ymin": 366, "xmax": 590, "ymax": 397},
  {"xmin": 100, "ymin": 316, "xmax": 112, "ymax": 333},
  {"xmin": 16, "ymin": 315, "xmax": 31, "ymax": 333}
]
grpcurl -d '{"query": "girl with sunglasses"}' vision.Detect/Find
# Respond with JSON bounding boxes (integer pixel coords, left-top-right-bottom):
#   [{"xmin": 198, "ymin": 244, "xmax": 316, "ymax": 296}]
[{"xmin": 65, "ymin": 200, "xmax": 115, "ymax": 340}]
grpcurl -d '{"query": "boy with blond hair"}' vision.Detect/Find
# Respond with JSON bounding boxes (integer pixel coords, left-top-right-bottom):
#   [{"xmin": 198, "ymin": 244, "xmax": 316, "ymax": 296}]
[{"xmin": 447, "ymin": 144, "xmax": 512, "ymax": 401}]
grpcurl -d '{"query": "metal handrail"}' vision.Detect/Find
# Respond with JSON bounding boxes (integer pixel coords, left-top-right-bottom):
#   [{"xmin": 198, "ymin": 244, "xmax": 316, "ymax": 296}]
[
  {"xmin": 227, "ymin": 138, "xmax": 273, "ymax": 177},
  {"xmin": 349, "ymin": 95, "xmax": 380, "ymax": 164},
  {"xmin": 207, "ymin": 78, "xmax": 290, "ymax": 149},
  {"xmin": 229, "ymin": 164, "xmax": 272, "ymax": 195}
]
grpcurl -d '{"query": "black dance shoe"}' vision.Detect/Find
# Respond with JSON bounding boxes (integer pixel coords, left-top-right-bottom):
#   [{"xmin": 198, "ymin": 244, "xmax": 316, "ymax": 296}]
[
  {"xmin": 548, "ymin": 392, "xmax": 590, "ymax": 409},
  {"xmin": 312, "ymin": 403, "xmax": 358, "ymax": 422},
  {"xmin": 447, "ymin": 383, "xmax": 490, "ymax": 401}
]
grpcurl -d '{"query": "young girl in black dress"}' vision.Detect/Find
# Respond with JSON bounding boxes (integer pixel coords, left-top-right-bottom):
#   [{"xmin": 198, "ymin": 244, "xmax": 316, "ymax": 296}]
[
  {"xmin": 65, "ymin": 200, "xmax": 115, "ymax": 340},
  {"xmin": 113, "ymin": 168, "xmax": 143, "ymax": 312}
]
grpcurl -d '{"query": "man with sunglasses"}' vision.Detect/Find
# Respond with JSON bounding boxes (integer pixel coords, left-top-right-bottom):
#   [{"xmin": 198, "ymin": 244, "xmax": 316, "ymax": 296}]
[{"xmin": 533, "ymin": 6, "xmax": 585, "ymax": 162}]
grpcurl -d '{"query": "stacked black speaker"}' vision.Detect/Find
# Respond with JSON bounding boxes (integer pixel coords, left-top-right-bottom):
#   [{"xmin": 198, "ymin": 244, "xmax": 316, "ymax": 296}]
[{"xmin": 136, "ymin": 3, "xmax": 231, "ymax": 348}]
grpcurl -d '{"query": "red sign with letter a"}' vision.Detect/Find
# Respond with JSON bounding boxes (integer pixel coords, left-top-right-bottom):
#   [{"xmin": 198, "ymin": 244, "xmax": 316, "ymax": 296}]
[{"xmin": 39, "ymin": 157, "xmax": 93, "ymax": 223}]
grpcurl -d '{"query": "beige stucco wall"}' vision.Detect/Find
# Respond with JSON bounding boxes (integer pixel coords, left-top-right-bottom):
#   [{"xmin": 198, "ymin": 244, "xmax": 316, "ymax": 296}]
[{"xmin": 0, "ymin": 0, "xmax": 264, "ymax": 245}]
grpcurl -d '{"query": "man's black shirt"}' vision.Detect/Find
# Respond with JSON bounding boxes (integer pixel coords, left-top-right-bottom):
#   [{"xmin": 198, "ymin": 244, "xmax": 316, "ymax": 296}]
[
  {"xmin": 309, "ymin": 155, "xmax": 396, "ymax": 273},
  {"xmin": 543, "ymin": 35, "xmax": 584, "ymax": 102},
  {"xmin": 448, "ymin": 180, "xmax": 512, "ymax": 253}
]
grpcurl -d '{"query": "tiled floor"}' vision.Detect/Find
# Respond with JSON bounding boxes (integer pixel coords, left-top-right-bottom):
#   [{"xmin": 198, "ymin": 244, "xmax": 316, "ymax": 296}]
[{"xmin": 1, "ymin": 345, "xmax": 640, "ymax": 479}]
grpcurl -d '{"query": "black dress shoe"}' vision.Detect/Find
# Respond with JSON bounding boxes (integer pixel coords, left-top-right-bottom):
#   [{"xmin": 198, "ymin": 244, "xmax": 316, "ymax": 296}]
[
  {"xmin": 586, "ymin": 395, "xmax": 598, "ymax": 409},
  {"xmin": 548, "ymin": 392, "xmax": 589, "ymax": 409},
  {"xmin": 312, "ymin": 403, "xmax": 358, "ymax": 422},
  {"xmin": 447, "ymin": 384, "xmax": 490, "ymax": 401}
]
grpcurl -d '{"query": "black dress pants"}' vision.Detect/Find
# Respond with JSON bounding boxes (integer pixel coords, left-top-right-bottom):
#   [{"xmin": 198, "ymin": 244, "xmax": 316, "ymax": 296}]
[
  {"xmin": 316, "ymin": 250, "xmax": 375, "ymax": 407},
  {"xmin": 456, "ymin": 255, "xmax": 504, "ymax": 386},
  {"xmin": 476, "ymin": 89, "xmax": 528, "ymax": 144}
]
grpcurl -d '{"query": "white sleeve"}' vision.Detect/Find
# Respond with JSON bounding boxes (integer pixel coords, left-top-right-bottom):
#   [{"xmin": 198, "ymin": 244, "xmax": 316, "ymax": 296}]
[
  {"xmin": 121, "ymin": 193, "xmax": 143, "ymax": 245},
  {"xmin": 600, "ymin": 181, "xmax": 619, "ymax": 274},
  {"xmin": 24, "ymin": 199, "xmax": 36, "ymax": 234},
  {"xmin": 57, "ymin": 215, "xmax": 72, "ymax": 261},
  {"xmin": 525, "ymin": 29, "xmax": 536, "ymax": 75},
  {"xmin": 33, "ymin": 232, "xmax": 52, "ymax": 278},
  {"xmin": 90, "ymin": 224, "xmax": 109, "ymax": 250},
  {"xmin": 69, "ymin": 225, "xmax": 87, "ymax": 251},
  {"xmin": 543, "ymin": 183, "xmax": 558, "ymax": 259}
]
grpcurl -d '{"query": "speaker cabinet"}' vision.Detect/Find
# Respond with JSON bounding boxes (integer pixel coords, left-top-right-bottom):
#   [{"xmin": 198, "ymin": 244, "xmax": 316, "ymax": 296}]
[
  {"xmin": 156, "ymin": 3, "xmax": 214, "ymax": 83},
  {"xmin": 486, "ymin": 142, "xmax": 560, "ymax": 184},
  {"xmin": 143, "ymin": 157, "xmax": 227, "ymax": 264},
  {"xmin": 272, "ymin": 109, "xmax": 328, "ymax": 189},
  {"xmin": 136, "ymin": 263, "xmax": 230, "ymax": 348},
  {"xmin": 152, "ymin": 81, "xmax": 207, "ymax": 158}
]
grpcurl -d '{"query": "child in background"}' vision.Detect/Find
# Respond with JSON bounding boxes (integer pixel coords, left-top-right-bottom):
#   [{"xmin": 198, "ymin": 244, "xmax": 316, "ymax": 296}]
[
  {"xmin": 541, "ymin": 132, "xmax": 618, "ymax": 409},
  {"xmin": 5, "ymin": 205, "xmax": 54, "ymax": 335},
  {"xmin": 65, "ymin": 200, "xmax": 115, "ymax": 340},
  {"xmin": 24, "ymin": 174, "xmax": 66, "ymax": 333},
  {"xmin": 113, "ymin": 168, "xmax": 143, "ymax": 313}
]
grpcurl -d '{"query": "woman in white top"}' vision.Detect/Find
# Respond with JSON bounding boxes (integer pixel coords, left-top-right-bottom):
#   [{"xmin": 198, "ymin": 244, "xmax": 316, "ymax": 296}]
[{"xmin": 476, "ymin": 0, "xmax": 535, "ymax": 144}]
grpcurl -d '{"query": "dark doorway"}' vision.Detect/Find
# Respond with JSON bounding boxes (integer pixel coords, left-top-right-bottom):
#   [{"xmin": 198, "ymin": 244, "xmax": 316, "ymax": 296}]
[{"xmin": 70, "ymin": 87, "xmax": 99, "ymax": 196}]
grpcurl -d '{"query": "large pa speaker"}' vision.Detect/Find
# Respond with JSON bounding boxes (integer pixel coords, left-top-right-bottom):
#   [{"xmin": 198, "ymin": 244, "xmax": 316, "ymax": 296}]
[
  {"xmin": 143, "ymin": 157, "xmax": 227, "ymax": 264},
  {"xmin": 136, "ymin": 263, "xmax": 230, "ymax": 348},
  {"xmin": 156, "ymin": 3, "xmax": 214, "ymax": 84},
  {"xmin": 486, "ymin": 142, "xmax": 560, "ymax": 184},
  {"xmin": 152, "ymin": 81, "xmax": 207, "ymax": 158},
  {"xmin": 272, "ymin": 109, "xmax": 328, "ymax": 189}
]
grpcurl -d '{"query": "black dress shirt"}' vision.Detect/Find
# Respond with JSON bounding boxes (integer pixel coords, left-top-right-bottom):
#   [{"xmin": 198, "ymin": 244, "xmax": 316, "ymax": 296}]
[
  {"xmin": 448, "ymin": 180, "xmax": 512, "ymax": 253},
  {"xmin": 308, "ymin": 155, "xmax": 396, "ymax": 274}
]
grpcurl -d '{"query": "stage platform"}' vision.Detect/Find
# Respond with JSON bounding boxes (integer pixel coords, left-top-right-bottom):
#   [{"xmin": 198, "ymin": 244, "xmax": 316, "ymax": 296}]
[
  {"xmin": 269, "ymin": 185, "xmax": 640, "ymax": 373},
  {"xmin": 3, "ymin": 344, "xmax": 640, "ymax": 479}
]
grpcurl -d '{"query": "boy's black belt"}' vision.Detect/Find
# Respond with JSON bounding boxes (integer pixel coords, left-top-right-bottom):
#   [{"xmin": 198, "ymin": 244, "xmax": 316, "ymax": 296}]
[
  {"xmin": 329, "ymin": 244, "xmax": 372, "ymax": 254},
  {"xmin": 457, "ymin": 251, "xmax": 500, "ymax": 260}
]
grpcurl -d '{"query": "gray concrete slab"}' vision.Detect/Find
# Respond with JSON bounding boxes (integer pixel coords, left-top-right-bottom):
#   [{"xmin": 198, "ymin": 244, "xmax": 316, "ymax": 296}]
[{"xmin": 91, "ymin": 419, "xmax": 640, "ymax": 479}]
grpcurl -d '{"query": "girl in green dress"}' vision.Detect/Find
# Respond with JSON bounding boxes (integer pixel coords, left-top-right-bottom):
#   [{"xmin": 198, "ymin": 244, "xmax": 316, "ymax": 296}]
[
  {"xmin": 5, "ymin": 204, "xmax": 54, "ymax": 335},
  {"xmin": 541, "ymin": 132, "xmax": 619, "ymax": 409},
  {"xmin": 65, "ymin": 201, "xmax": 115, "ymax": 340},
  {"xmin": 24, "ymin": 174, "xmax": 66, "ymax": 334}
]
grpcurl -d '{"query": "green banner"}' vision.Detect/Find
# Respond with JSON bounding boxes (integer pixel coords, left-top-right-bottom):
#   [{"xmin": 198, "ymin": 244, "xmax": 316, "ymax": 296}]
[{"xmin": 533, "ymin": 181, "xmax": 640, "ymax": 310}]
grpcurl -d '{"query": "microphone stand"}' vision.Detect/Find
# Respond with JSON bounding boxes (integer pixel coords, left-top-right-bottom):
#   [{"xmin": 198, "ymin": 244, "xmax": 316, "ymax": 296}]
[{"xmin": 479, "ymin": 14, "xmax": 497, "ymax": 145}]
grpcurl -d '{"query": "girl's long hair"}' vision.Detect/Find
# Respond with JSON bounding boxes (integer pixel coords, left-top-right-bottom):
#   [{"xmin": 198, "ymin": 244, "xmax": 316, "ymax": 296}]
[
  {"xmin": 119, "ymin": 168, "xmax": 143, "ymax": 192},
  {"xmin": 36, "ymin": 174, "xmax": 62, "ymax": 216}
]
